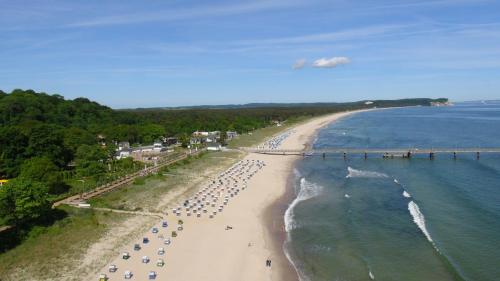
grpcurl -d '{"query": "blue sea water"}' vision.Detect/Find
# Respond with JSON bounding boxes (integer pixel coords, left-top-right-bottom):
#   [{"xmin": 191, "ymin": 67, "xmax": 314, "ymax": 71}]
[{"xmin": 285, "ymin": 103, "xmax": 500, "ymax": 281}]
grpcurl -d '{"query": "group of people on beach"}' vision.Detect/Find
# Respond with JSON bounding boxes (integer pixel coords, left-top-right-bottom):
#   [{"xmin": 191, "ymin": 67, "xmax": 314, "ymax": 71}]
[
  {"xmin": 258, "ymin": 129, "xmax": 296, "ymax": 150},
  {"xmin": 99, "ymin": 159, "xmax": 267, "ymax": 280}
]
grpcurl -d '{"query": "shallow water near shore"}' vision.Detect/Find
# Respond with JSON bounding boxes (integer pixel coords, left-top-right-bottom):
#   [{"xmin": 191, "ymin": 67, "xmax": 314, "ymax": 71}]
[{"xmin": 285, "ymin": 103, "xmax": 500, "ymax": 281}]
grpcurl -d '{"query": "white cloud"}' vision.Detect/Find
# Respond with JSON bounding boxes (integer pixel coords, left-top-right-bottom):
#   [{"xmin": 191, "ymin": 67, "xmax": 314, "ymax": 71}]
[
  {"xmin": 292, "ymin": 59, "xmax": 307, "ymax": 70},
  {"xmin": 312, "ymin": 57, "xmax": 351, "ymax": 68}
]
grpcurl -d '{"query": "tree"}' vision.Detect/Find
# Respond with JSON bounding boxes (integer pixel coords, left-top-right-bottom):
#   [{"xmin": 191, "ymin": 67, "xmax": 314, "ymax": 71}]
[
  {"xmin": 0, "ymin": 126, "xmax": 31, "ymax": 178},
  {"xmin": 75, "ymin": 145, "xmax": 108, "ymax": 177},
  {"xmin": 179, "ymin": 133, "xmax": 190, "ymax": 148},
  {"xmin": 139, "ymin": 124, "xmax": 165, "ymax": 144},
  {"xmin": 19, "ymin": 157, "xmax": 69, "ymax": 194},
  {"xmin": 0, "ymin": 179, "xmax": 51, "ymax": 227},
  {"xmin": 219, "ymin": 131, "xmax": 227, "ymax": 145},
  {"xmin": 63, "ymin": 127, "xmax": 96, "ymax": 155}
]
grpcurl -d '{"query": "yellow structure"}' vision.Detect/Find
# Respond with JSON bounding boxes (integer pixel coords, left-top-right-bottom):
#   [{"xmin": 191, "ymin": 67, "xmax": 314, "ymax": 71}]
[{"xmin": 0, "ymin": 179, "xmax": 8, "ymax": 186}]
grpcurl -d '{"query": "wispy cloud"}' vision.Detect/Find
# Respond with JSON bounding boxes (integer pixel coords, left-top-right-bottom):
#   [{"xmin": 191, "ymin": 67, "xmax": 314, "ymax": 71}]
[
  {"xmin": 292, "ymin": 59, "xmax": 307, "ymax": 70},
  {"xmin": 371, "ymin": 0, "xmax": 491, "ymax": 10},
  {"xmin": 68, "ymin": 0, "xmax": 305, "ymax": 27},
  {"xmin": 233, "ymin": 24, "xmax": 411, "ymax": 46}
]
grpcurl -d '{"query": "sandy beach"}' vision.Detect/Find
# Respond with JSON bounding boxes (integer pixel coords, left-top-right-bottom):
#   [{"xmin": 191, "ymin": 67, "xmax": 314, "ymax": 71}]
[{"xmin": 95, "ymin": 110, "xmax": 362, "ymax": 281}]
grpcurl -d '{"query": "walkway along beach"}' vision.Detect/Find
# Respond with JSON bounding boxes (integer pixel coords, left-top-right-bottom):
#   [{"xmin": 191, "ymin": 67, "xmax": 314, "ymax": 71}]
[{"xmin": 94, "ymin": 110, "xmax": 366, "ymax": 281}]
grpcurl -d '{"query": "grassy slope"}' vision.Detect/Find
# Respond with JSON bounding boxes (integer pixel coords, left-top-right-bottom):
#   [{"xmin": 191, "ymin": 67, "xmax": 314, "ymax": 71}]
[
  {"xmin": 227, "ymin": 116, "xmax": 310, "ymax": 148},
  {"xmin": 0, "ymin": 206, "xmax": 135, "ymax": 280},
  {"xmin": 89, "ymin": 150, "xmax": 245, "ymax": 212}
]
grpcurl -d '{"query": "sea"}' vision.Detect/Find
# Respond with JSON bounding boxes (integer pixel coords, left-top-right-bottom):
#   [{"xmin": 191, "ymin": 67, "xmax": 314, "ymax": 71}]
[{"xmin": 284, "ymin": 102, "xmax": 500, "ymax": 281}]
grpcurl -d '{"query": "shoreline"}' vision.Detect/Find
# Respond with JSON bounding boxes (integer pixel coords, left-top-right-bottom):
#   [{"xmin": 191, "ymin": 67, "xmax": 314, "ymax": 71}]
[
  {"xmin": 92, "ymin": 109, "xmax": 370, "ymax": 281},
  {"xmin": 269, "ymin": 109, "xmax": 371, "ymax": 281}
]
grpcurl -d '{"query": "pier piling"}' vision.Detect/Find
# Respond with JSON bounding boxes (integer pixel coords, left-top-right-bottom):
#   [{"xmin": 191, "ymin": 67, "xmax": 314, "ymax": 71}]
[
  {"xmin": 322, "ymin": 153, "xmax": 326, "ymax": 159},
  {"xmin": 453, "ymin": 152, "xmax": 457, "ymax": 160},
  {"xmin": 476, "ymin": 152, "xmax": 480, "ymax": 160},
  {"xmin": 364, "ymin": 152, "xmax": 368, "ymax": 159},
  {"xmin": 430, "ymin": 152, "xmax": 435, "ymax": 160}
]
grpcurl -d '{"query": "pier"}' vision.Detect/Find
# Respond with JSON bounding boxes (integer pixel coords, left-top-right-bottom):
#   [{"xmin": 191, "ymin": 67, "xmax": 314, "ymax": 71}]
[{"xmin": 241, "ymin": 147, "xmax": 500, "ymax": 159}]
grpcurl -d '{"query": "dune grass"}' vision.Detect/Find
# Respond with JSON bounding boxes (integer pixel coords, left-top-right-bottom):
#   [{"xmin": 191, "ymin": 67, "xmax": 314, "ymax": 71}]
[
  {"xmin": 0, "ymin": 206, "xmax": 134, "ymax": 281},
  {"xmin": 89, "ymin": 150, "xmax": 244, "ymax": 213}
]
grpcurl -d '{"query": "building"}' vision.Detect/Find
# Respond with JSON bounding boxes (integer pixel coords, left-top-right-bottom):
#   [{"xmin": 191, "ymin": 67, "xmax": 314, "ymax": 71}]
[
  {"xmin": 192, "ymin": 131, "xmax": 210, "ymax": 137},
  {"xmin": 115, "ymin": 149, "xmax": 131, "ymax": 160},
  {"xmin": 153, "ymin": 141, "xmax": 164, "ymax": 152},
  {"xmin": 207, "ymin": 142, "xmax": 222, "ymax": 151},
  {"xmin": 206, "ymin": 132, "xmax": 220, "ymax": 143},
  {"xmin": 164, "ymin": 137, "xmax": 178, "ymax": 146},
  {"xmin": 226, "ymin": 131, "xmax": 238, "ymax": 140},
  {"xmin": 191, "ymin": 131, "xmax": 221, "ymax": 144},
  {"xmin": 115, "ymin": 140, "xmax": 166, "ymax": 160},
  {"xmin": 118, "ymin": 141, "xmax": 130, "ymax": 151}
]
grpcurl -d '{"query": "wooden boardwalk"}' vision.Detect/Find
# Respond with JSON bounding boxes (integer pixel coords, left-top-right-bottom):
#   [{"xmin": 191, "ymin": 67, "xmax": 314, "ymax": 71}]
[{"xmin": 53, "ymin": 149, "xmax": 205, "ymax": 207}]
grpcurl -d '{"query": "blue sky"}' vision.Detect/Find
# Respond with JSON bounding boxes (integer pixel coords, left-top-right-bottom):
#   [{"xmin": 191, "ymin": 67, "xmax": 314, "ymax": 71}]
[{"xmin": 1, "ymin": 0, "xmax": 499, "ymax": 108}]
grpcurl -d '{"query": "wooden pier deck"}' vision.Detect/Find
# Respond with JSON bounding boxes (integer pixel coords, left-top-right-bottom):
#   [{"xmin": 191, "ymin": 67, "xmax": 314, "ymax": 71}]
[{"xmin": 242, "ymin": 147, "xmax": 500, "ymax": 158}]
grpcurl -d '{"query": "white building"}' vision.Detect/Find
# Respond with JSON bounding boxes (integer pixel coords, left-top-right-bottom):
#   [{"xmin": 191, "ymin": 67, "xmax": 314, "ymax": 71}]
[{"xmin": 207, "ymin": 143, "xmax": 222, "ymax": 151}]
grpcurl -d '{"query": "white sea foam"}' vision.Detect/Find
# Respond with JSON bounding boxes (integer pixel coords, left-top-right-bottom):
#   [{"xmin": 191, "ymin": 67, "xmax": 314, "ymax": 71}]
[
  {"xmin": 284, "ymin": 177, "xmax": 323, "ymax": 232},
  {"xmin": 344, "ymin": 194, "xmax": 350, "ymax": 198},
  {"xmin": 403, "ymin": 190, "xmax": 411, "ymax": 198},
  {"xmin": 408, "ymin": 201, "xmax": 433, "ymax": 243},
  {"xmin": 394, "ymin": 179, "xmax": 399, "ymax": 184},
  {"xmin": 346, "ymin": 167, "xmax": 389, "ymax": 179},
  {"xmin": 283, "ymin": 176, "xmax": 323, "ymax": 281},
  {"xmin": 369, "ymin": 270, "xmax": 375, "ymax": 280}
]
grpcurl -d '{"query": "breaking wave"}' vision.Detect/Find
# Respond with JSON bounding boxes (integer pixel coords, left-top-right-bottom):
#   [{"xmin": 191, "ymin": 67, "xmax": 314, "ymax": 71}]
[
  {"xmin": 284, "ymin": 177, "xmax": 323, "ymax": 232},
  {"xmin": 346, "ymin": 167, "xmax": 389, "ymax": 178},
  {"xmin": 403, "ymin": 190, "xmax": 411, "ymax": 198},
  {"xmin": 283, "ymin": 175, "xmax": 323, "ymax": 281},
  {"xmin": 408, "ymin": 201, "xmax": 433, "ymax": 243}
]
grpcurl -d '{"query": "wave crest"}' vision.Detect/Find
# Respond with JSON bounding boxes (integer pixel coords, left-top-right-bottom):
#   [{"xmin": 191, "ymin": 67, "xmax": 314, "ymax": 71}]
[
  {"xmin": 284, "ymin": 178, "xmax": 323, "ymax": 232},
  {"xmin": 408, "ymin": 201, "xmax": 433, "ymax": 243},
  {"xmin": 346, "ymin": 167, "xmax": 389, "ymax": 178}
]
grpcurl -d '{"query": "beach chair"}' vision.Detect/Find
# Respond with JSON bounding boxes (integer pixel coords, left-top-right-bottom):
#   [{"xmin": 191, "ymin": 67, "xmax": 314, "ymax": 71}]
[{"xmin": 108, "ymin": 264, "xmax": 117, "ymax": 272}]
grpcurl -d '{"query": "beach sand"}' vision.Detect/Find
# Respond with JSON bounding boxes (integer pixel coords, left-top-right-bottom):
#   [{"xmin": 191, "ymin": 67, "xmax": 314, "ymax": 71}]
[{"xmin": 96, "ymin": 110, "xmax": 361, "ymax": 281}]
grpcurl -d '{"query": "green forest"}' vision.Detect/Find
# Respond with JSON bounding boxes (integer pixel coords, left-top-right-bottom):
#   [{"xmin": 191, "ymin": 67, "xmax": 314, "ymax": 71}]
[{"xmin": 0, "ymin": 88, "xmax": 446, "ymax": 246}]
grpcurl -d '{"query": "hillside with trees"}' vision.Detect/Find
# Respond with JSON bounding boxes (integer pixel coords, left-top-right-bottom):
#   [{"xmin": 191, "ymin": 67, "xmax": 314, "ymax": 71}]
[
  {"xmin": 0, "ymin": 89, "xmax": 447, "ymax": 181},
  {"xmin": 0, "ymin": 89, "xmax": 447, "ymax": 250}
]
